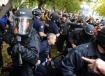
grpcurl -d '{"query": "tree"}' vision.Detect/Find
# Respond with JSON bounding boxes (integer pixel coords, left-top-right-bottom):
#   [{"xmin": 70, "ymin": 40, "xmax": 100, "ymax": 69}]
[
  {"xmin": 45, "ymin": 0, "xmax": 81, "ymax": 13},
  {"xmin": 96, "ymin": 0, "xmax": 105, "ymax": 17},
  {"xmin": 0, "ymin": 0, "xmax": 15, "ymax": 20}
]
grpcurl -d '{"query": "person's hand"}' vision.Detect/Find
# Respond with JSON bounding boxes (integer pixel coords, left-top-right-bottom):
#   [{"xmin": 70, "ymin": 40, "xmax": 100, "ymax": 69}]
[
  {"xmin": 12, "ymin": 44, "xmax": 24, "ymax": 55},
  {"xmin": 78, "ymin": 23, "xmax": 84, "ymax": 26},
  {"xmin": 47, "ymin": 58, "xmax": 52, "ymax": 62},
  {"xmin": 82, "ymin": 57, "xmax": 105, "ymax": 75},
  {"xmin": 72, "ymin": 44, "xmax": 76, "ymax": 48},
  {"xmin": 36, "ymin": 60, "xmax": 41, "ymax": 66},
  {"xmin": 12, "ymin": 45, "xmax": 19, "ymax": 55}
]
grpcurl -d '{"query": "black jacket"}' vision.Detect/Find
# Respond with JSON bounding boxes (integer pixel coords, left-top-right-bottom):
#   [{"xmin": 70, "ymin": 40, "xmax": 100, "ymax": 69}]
[
  {"xmin": 68, "ymin": 28, "xmax": 95, "ymax": 46},
  {"xmin": 3, "ymin": 28, "xmax": 40, "ymax": 66},
  {"xmin": 61, "ymin": 41, "xmax": 105, "ymax": 76}
]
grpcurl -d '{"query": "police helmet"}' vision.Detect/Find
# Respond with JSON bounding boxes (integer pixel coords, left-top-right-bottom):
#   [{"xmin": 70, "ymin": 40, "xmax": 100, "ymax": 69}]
[
  {"xmin": 50, "ymin": 12, "xmax": 59, "ymax": 20},
  {"xmin": 84, "ymin": 24, "xmax": 95, "ymax": 35},
  {"xmin": 16, "ymin": 8, "xmax": 33, "ymax": 18},
  {"xmin": 32, "ymin": 8, "xmax": 42, "ymax": 15},
  {"xmin": 14, "ymin": 8, "xmax": 33, "ymax": 35},
  {"xmin": 96, "ymin": 27, "xmax": 105, "ymax": 45}
]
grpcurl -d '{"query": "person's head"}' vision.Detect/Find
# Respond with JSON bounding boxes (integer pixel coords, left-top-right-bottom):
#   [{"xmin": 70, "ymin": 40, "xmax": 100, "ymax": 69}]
[
  {"xmin": 96, "ymin": 27, "xmax": 105, "ymax": 49},
  {"xmin": 96, "ymin": 23, "xmax": 104, "ymax": 31},
  {"xmin": 47, "ymin": 33, "xmax": 56, "ymax": 45},
  {"xmin": 62, "ymin": 13, "xmax": 68, "ymax": 22},
  {"xmin": 14, "ymin": 8, "xmax": 33, "ymax": 36},
  {"xmin": 73, "ymin": 14, "xmax": 78, "ymax": 20},
  {"xmin": 50, "ymin": 12, "xmax": 59, "ymax": 21},
  {"xmin": 58, "ymin": 12, "xmax": 62, "ymax": 18},
  {"xmin": 12, "ymin": 8, "xmax": 17, "ymax": 15},
  {"xmin": 88, "ymin": 17, "xmax": 94, "ymax": 23},
  {"xmin": 32, "ymin": 8, "xmax": 42, "ymax": 18},
  {"xmin": 82, "ymin": 24, "xmax": 95, "ymax": 40}
]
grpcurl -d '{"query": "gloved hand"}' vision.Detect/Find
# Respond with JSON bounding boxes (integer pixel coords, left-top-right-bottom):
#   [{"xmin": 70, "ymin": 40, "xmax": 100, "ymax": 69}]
[
  {"xmin": 10, "ymin": 37, "xmax": 17, "ymax": 45},
  {"xmin": 12, "ymin": 45, "xmax": 19, "ymax": 55},
  {"xmin": 12, "ymin": 44, "xmax": 24, "ymax": 55}
]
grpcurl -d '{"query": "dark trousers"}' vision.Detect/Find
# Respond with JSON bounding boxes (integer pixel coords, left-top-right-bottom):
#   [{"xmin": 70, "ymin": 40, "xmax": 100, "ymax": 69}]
[
  {"xmin": 13, "ymin": 66, "xmax": 34, "ymax": 76},
  {"xmin": 35, "ymin": 64, "xmax": 49, "ymax": 76},
  {"xmin": 56, "ymin": 35, "xmax": 68, "ymax": 52}
]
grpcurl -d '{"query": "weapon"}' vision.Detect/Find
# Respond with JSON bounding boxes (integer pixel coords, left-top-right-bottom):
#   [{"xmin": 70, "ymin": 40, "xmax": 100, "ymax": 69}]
[{"xmin": 16, "ymin": 35, "xmax": 22, "ymax": 66}]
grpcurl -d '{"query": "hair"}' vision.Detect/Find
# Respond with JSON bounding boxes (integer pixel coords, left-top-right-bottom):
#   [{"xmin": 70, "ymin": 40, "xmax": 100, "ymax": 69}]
[{"xmin": 47, "ymin": 33, "xmax": 56, "ymax": 40}]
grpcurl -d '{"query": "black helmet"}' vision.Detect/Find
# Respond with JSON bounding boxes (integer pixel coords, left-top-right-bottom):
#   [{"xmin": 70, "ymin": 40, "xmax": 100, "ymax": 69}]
[
  {"xmin": 32, "ymin": 8, "xmax": 42, "ymax": 15},
  {"xmin": 14, "ymin": 8, "xmax": 33, "ymax": 35},
  {"xmin": 84, "ymin": 24, "xmax": 95, "ymax": 35},
  {"xmin": 96, "ymin": 27, "xmax": 105, "ymax": 45},
  {"xmin": 50, "ymin": 12, "xmax": 59, "ymax": 20},
  {"xmin": 16, "ymin": 8, "xmax": 33, "ymax": 18}
]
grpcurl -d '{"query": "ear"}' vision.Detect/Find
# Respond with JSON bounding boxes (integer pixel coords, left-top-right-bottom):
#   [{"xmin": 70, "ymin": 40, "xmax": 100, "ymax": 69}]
[{"xmin": 14, "ymin": 28, "xmax": 18, "ymax": 34}]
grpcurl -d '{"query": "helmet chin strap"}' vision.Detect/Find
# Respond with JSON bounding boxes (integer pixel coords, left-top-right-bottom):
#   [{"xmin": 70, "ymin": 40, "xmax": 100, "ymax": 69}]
[{"xmin": 97, "ymin": 40, "xmax": 105, "ymax": 51}]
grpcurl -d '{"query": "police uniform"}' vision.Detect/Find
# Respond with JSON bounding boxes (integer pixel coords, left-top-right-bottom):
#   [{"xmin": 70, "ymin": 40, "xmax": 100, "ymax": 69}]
[
  {"xmin": 2, "ymin": 8, "xmax": 40, "ymax": 76},
  {"xmin": 61, "ymin": 40, "xmax": 105, "ymax": 76},
  {"xmin": 33, "ymin": 17, "xmax": 44, "ymax": 32},
  {"xmin": 39, "ymin": 40, "xmax": 51, "ymax": 62},
  {"xmin": 44, "ymin": 20, "xmax": 59, "ymax": 34},
  {"xmin": 56, "ymin": 20, "xmax": 70, "ymax": 52},
  {"xmin": 36, "ymin": 40, "xmax": 51, "ymax": 76},
  {"xmin": 67, "ymin": 26, "xmax": 95, "ymax": 48}
]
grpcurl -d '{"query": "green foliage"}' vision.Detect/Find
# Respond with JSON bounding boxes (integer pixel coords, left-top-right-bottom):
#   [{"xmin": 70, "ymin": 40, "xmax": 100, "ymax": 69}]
[
  {"xmin": 45, "ymin": 0, "xmax": 81, "ymax": 13},
  {"xmin": 96, "ymin": 0, "xmax": 105, "ymax": 17},
  {"xmin": 13, "ymin": 0, "xmax": 82, "ymax": 13}
]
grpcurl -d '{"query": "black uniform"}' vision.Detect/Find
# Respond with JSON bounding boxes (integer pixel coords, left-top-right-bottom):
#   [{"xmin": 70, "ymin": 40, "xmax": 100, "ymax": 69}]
[
  {"xmin": 56, "ymin": 20, "xmax": 70, "ymax": 52},
  {"xmin": 3, "ymin": 27, "xmax": 40, "ymax": 76},
  {"xmin": 66, "ymin": 28, "xmax": 95, "ymax": 48},
  {"xmin": 2, "ymin": 8, "xmax": 41, "ymax": 76},
  {"xmin": 61, "ymin": 40, "xmax": 105, "ymax": 76}
]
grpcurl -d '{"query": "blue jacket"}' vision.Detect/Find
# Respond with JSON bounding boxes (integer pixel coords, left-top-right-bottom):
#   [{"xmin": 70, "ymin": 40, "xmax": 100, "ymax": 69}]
[
  {"xmin": 33, "ymin": 17, "xmax": 44, "ymax": 32},
  {"xmin": 44, "ymin": 20, "xmax": 59, "ymax": 34},
  {"xmin": 39, "ymin": 40, "xmax": 51, "ymax": 62},
  {"xmin": 61, "ymin": 40, "xmax": 104, "ymax": 76}
]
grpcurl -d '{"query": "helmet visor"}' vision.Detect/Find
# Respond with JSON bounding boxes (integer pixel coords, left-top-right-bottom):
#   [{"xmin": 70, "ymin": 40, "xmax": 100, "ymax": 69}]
[{"xmin": 15, "ymin": 17, "xmax": 31, "ymax": 35}]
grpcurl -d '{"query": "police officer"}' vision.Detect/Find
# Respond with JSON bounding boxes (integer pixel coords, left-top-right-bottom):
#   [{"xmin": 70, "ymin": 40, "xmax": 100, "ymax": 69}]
[
  {"xmin": 67, "ymin": 24, "xmax": 95, "ymax": 49},
  {"xmin": 56, "ymin": 13, "xmax": 70, "ymax": 52},
  {"xmin": 60, "ymin": 27, "xmax": 105, "ymax": 76},
  {"xmin": 2, "ymin": 8, "xmax": 40, "ymax": 76},
  {"xmin": 32, "ymin": 8, "xmax": 47, "ymax": 37},
  {"xmin": 44, "ymin": 12, "xmax": 60, "ymax": 37},
  {"xmin": 36, "ymin": 33, "xmax": 56, "ymax": 76}
]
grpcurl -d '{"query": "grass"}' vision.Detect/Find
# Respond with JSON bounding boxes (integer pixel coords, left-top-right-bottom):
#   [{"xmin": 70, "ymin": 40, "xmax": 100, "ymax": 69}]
[{"xmin": 0, "ymin": 42, "xmax": 11, "ymax": 76}]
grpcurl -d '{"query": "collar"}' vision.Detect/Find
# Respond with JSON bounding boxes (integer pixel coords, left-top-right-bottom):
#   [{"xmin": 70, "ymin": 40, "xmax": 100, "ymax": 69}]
[{"xmin": 87, "ymin": 40, "xmax": 102, "ymax": 58}]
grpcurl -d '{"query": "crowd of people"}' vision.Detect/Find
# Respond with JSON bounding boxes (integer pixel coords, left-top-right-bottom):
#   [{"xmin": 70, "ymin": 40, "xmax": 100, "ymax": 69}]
[{"xmin": 0, "ymin": 4, "xmax": 105, "ymax": 76}]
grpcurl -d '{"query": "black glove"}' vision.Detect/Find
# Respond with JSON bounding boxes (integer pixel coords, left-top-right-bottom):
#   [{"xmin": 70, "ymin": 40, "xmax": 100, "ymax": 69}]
[
  {"xmin": 12, "ymin": 44, "xmax": 24, "ymax": 55},
  {"xmin": 2, "ymin": 33, "xmax": 17, "ymax": 45},
  {"xmin": 10, "ymin": 37, "xmax": 17, "ymax": 45}
]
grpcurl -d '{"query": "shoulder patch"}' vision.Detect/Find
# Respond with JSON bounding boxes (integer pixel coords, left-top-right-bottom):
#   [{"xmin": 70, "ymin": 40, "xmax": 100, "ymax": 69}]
[{"xmin": 41, "ymin": 25, "xmax": 44, "ymax": 28}]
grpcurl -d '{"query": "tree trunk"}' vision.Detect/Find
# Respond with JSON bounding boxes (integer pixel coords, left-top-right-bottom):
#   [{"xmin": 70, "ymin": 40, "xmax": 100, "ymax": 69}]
[{"xmin": 0, "ymin": 0, "xmax": 15, "ymax": 20}]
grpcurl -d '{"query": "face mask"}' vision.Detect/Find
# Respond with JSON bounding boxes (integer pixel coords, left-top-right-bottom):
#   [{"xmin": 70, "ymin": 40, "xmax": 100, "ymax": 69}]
[{"xmin": 15, "ymin": 17, "xmax": 31, "ymax": 35}]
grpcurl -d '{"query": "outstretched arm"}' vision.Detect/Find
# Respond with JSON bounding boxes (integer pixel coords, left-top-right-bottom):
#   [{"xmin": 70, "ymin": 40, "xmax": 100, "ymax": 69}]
[{"xmin": 82, "ymin": 57, "xmax": 105, "ymax": 75}]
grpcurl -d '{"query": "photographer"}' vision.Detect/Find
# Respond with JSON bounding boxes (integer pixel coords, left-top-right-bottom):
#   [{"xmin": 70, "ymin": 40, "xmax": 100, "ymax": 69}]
[{"xmin": 2, "ymin": 8, "xmax": 40, "ymax": 76}]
